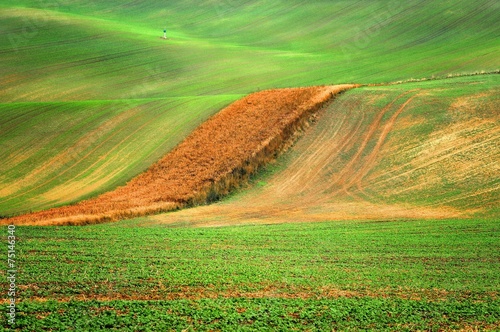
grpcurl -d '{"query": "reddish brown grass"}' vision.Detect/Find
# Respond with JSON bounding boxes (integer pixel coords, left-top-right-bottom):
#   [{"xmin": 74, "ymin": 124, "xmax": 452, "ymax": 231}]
[{"xmin": 3, "ymin": 85, "xmax": 356, "ymax": 225}]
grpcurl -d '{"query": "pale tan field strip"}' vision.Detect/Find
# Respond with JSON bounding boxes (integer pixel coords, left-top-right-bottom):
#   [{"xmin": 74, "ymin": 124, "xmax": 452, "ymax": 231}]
[{"xmin": 0, "ymin": 285, "xmax": 485, "ymax": 304}]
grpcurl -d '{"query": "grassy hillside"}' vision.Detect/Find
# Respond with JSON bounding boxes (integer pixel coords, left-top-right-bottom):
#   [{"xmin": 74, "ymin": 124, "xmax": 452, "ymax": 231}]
[
  {"xmin": 3, "ymin": 86, "xmax": 354, "ymax": 224},
  {"xmin": 148, "ymin": 74, "xmax": 499, "ymax": 227},
  {"xmin": 1, "ymin": 1, "xmax": 498, "ymax": 216},
  {"xmin": 0, "ymin": 96, "xmax": 240, "ymax": 215},
  {"xmin": 1, "ymin": 0, "xmax": 498, "ymax": 101}
]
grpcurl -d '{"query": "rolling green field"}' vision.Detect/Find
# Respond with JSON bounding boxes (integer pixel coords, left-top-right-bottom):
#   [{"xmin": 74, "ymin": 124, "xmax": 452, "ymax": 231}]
[
  {"xmin": 3, "ymin": 0, "xmax": 498, "ymax": 101},
  {"xmin": 1, "ymin": 0, "xmax": 499, "ymax": 330},
  {"xmin": 0, "ymin": 96, "xmax": 240, "ymax": 215},
  {"xmin": 1, "ymin": 0, "xmax": 499, "ymax": 216}
]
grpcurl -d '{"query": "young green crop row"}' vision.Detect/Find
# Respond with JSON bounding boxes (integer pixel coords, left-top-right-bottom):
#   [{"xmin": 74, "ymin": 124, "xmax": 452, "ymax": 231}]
[{"xmin": 2, "ymin": 218, "xmax": 498, "ymax": 300}]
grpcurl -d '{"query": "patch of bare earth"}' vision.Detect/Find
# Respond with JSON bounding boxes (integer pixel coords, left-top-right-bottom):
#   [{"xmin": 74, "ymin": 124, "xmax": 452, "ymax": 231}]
[{"xmin": 2, "ymin": 283, "xmax": 495, "ymax": 303}]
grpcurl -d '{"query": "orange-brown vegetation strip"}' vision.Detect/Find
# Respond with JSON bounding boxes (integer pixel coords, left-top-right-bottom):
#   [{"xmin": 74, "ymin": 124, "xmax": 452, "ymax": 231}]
[{"xmin": 4, "ymin": 85, "xmax": 356, "ymax": 225}]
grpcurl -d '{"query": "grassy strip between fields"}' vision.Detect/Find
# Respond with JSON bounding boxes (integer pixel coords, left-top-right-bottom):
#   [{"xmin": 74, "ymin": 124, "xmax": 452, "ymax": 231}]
[{"xmin": 10, "ymin": 297, "xmax": 500, "ymax": 331}]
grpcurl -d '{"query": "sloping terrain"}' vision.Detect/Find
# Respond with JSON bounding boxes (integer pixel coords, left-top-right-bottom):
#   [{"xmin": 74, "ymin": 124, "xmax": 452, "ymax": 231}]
[
  {"xmin": 2, "ymin": 1, "xmax": 499, "ymax": 101},
  {"xmin": 0, "ymin": 97, "xmax": 241, "ymax": 215},
  {"xmin": 3, "ymin": 85, "xmax": 354, "ymax": 225},
  {"xmin": 0, "ymin": 2, "xmax": 499, "ymax": 330},
  {"xmin": 3, "ymin": 75, "xmax": 498, "ymax": 226},
  {"xmin": 0, "ymin": 1, "xmax": 499, "ymax": 218},
  {"xmin": 145, "ymin": 74, "xmax": 499, "ymax": 227}
]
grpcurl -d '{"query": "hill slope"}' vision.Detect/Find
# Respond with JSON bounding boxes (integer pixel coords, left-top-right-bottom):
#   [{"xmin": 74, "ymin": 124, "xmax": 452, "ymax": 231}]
[
  {"xmin": 1, "ymin": 0, "xmax": 498, "ymax": 101},
  {"xmin": 0, "ymin": 97, "xmax": 240, "ymax": 215},
  {"xmin": 3, "ymin": 85, "xmax": 354, "ymax": 225},
  {"xmin": 0, "ymin": 0, "xmax": 498, "ymax": 217},
  {"xmin": 145, "ymin": 74, "xmax": 499, "ymax": 227}
]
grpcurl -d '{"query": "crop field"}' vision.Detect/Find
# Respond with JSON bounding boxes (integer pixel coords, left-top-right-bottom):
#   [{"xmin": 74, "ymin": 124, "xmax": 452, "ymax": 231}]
[
  {"xmin": 1, "ymin": 0, "xmax": 499, "ymax": 330},
  {"xmin": 0, "ymin": 96, "xmax": 242, "ymax": 216},
  {"xmin": 1, "ymin": 218, "xmax": 499, "ymax": 330}
]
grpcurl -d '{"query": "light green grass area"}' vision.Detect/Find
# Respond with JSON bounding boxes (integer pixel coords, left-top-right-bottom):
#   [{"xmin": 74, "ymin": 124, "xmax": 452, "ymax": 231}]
[
  {"xmin": 1, "ymin": 0, "xmax": 499, "ymax": 101},
  {"xmin": 2, "ymin": 218, "xmax": 499, "ymax": 330}
]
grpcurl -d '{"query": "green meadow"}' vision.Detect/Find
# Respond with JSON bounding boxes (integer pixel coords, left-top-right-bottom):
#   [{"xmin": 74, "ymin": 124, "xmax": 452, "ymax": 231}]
[{"xmin": 2, "ymin": 0, "xmax": 498, "ymax": 98}]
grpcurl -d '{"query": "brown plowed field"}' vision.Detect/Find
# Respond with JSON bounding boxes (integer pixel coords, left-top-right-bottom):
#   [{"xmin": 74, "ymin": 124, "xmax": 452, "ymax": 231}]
[
  {"xmin": 147, "ymin": 83, "xmax": 499, "ymax": 227},
  {"xmin": 4, "ymin": 85, "xmax": 355, "ymax": 225}
]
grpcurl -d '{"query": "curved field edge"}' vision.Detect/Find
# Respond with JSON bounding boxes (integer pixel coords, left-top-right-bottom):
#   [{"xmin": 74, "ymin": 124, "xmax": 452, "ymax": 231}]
[
  {"xmin": 0, "ymin": 96, "xmax": 242, "ymax": 216},
  {"xmin": 2, "ymin": 85, "xmax": 356, "ymax": 226}
]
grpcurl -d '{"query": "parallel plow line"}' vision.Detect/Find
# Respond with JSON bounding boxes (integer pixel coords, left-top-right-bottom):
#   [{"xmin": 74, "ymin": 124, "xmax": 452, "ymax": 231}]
[{"xmin": 330, "ymin": 91, "xmax": 417, "ymax": 197}]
